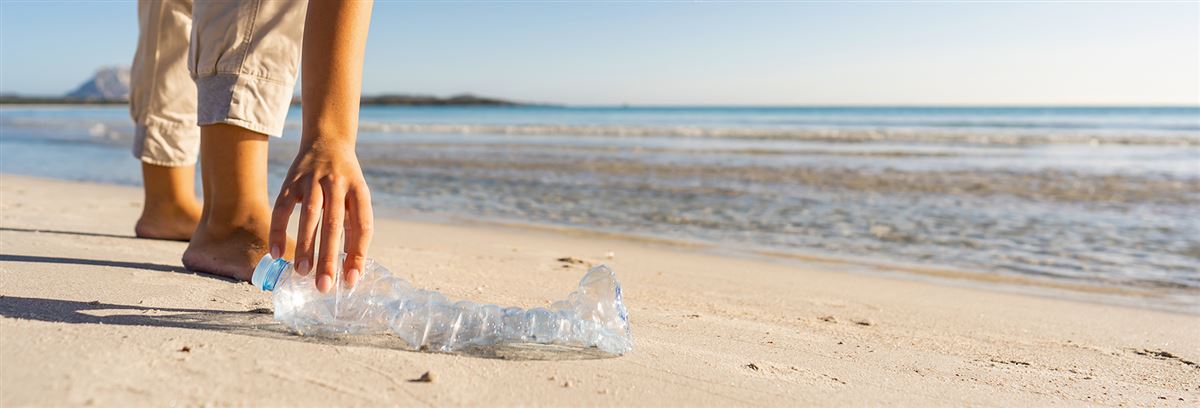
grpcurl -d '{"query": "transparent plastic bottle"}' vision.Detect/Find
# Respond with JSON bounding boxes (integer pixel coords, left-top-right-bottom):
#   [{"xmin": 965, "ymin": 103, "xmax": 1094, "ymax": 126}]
[{"xmin": 251, "ymin": 255, "xmax": 633, "ymax": 356}]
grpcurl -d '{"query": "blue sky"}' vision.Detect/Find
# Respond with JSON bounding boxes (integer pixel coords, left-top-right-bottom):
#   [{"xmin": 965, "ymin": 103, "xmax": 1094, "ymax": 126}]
[{"xmin": 1, "ymin": 1, "xmax": 1197, "ymax": 106}]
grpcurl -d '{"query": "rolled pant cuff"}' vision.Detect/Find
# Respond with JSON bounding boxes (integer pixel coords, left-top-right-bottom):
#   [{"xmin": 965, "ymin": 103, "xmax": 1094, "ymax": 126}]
[
  {"xmin": 132, "ymin": 120, "xmax": 201, "ymax": 167},
  {"xmin": 196, "ymin": 73, "xmax": 294, "ymax": 137}
]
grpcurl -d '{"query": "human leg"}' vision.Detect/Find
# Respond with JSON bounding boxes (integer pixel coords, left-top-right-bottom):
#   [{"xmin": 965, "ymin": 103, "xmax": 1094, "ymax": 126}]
[
  {"xmin": 130, "ymin": 0, "xmax": 202, "ymax": 240},
  {"xmin": 181, "ymin": 125, "xmax": 281, "ymax": 280},
  {"xmin": 181, "ymin": 0, "xmax": 306, "ymax": 278}
]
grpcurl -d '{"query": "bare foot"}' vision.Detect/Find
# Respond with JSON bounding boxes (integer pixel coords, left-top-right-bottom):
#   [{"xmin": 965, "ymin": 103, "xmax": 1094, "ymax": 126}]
[
  {"xmin": 182, "ymin": 217, "xmax": 296, "ymax": 281},
  {"xmin": 135, "ymin": 201, "xmax": 202, "ymax": 241},
  {"xmin": 182, "ymin": 124, "xmax": 295, "ymax": 281},
  {"xmin": 181, "ymin": 222, "xmax": 265, "ymax": 281}
]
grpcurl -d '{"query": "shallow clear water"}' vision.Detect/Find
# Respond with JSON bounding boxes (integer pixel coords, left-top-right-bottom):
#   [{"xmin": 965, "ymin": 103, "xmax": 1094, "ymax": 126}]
[{"xmin": 2, "ymin": 105, "xmax": 1198, "ymax": 307}]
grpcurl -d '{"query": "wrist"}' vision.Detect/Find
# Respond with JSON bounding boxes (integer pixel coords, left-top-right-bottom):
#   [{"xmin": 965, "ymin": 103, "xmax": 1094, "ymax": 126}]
[
  {"xmin": 299, "ymin": 136, "xmax": 356, "ymax": 156},
  {"xmin": 300, "ymin": 122, "xmax": 357, "ymax": 154}
]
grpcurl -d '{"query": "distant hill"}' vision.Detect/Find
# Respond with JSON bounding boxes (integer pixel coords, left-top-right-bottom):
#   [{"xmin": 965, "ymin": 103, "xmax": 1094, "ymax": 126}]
[
  {"xmin": 0, "ymin": 66, "xmax": 131, "ymax": 104},
  {"xmin": 1, "ymin": 92, "xmax": 539, "ymax": 106},
  {"xmin": 2, "ymin": 66, "xmax": 545, "ymax": 106},
  {"xmin": 65, "ymin": 66, "xmax": 130, "ymax": 101}
]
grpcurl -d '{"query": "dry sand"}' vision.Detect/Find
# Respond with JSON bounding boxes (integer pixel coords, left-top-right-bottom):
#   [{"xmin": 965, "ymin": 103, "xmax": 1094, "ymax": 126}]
[{"xmin": 1, "ymin": 174, "xmax": 1197, "ymax": 406}]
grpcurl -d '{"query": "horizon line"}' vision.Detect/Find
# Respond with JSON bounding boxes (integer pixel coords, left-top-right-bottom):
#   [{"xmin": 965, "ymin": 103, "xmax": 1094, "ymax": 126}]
[{"xmin": 2, "ymin": 99, "xmax": 1198, "ymax": 109}]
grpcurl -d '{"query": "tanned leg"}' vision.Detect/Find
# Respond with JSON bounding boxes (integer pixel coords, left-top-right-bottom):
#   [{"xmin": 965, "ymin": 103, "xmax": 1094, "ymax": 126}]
[
  {"xmin": 182, "ymin": 124, "xmax": 292, "ymax": 280},
  {"xmin": 136, "ymin": 163, "xmax": 202, "ymax": 241}
]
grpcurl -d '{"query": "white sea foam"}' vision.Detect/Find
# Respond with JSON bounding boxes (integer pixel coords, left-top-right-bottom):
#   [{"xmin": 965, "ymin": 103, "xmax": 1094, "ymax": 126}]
[{"xmin": 351, "ymin": 122, "xmax": 1200, "ymax": 146}]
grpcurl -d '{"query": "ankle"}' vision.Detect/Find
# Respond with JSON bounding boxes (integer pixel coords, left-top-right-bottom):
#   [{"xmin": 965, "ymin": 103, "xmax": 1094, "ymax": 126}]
[
  {"xmin": 141, "ymin": 197, "xmax": 200, "ymax": 217},
  {"xmin": 136, "ymin": 195, "xmax": 201, "ymax": 241},
  {"xmin": 198, "ymin": 201, "xmax": 271, "ymax": 234}
]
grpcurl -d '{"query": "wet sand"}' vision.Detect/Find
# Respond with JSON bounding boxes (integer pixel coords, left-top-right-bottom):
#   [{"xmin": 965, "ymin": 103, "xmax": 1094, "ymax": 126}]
[
  {"xmin": 333, "ymin": 137, "xmax": 1200, "ymax": 295},
  {"xmin": 1, "ymin": 174, "xmax": 1197, "ymax": 406}
]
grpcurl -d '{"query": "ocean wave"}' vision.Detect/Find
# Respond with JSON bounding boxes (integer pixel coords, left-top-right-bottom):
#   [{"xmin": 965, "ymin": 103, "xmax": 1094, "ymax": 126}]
[
  {"xmin": 759, "ymin": 119, "xmax": 1200, "ymax": 131},
  {"xmin": 6, "ymin": 114, "xmax": 1197, "ymax": 146},
  {"xmin": 351, "ymin": 122, "xmax": 1200, "ymax": 146}
]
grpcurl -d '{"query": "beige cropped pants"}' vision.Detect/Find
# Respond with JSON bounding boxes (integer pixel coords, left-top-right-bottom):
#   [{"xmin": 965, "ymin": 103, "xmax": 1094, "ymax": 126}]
[{"xmin": 130, "ymin": 0, "xmax": 307, "ymax": 167}]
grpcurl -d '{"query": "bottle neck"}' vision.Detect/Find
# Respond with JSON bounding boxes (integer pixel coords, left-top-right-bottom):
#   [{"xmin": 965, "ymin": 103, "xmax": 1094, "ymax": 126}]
[{"xmin": 251, "ymin": 254, "xmax": 291, "ymax": 291}]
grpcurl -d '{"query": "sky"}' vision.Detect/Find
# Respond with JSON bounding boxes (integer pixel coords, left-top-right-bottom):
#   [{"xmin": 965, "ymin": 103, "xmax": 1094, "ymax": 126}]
[{"xmin": 0, "ymin": 1, "xmax": 1197, "ymax": 106}]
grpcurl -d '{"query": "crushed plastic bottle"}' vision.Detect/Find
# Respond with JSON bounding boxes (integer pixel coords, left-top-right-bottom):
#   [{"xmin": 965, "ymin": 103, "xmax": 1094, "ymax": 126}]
[{"xmin": 251, "ymin": 254, "xmax": 633, "ymax": 356}]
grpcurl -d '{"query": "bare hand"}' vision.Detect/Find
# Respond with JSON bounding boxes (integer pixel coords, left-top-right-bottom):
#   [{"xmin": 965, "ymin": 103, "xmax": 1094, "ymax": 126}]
[{"xmin": 269, "ymin": 143, "xmax": 373, "ymax": 293}]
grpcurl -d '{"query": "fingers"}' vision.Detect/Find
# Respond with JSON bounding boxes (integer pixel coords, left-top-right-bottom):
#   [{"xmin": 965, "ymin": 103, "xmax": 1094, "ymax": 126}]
[
  {"xmin": 316, "ymin": 178, "xmax": 347, "ymax": 293},
  {"xmin": 294, "ymin": 182, "xmax": 323, "ymax": 277},
  {"xmin": 342, "ymin": 184, "xmax": 373, "ymax": 287},
  {"xmin": 269, "ymin": 185, "xmax": 297, "ymax": 259}
]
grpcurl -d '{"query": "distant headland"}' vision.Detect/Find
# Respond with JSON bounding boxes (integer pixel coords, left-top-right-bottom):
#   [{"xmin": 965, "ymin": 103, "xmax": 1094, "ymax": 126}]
[
  {"xmin": 0, "ymin": 66, "xmax": 544, "ymax": 107},
  {"xmin": 0, "ymin": 93, "xmax": 541, "ymax": 107}
]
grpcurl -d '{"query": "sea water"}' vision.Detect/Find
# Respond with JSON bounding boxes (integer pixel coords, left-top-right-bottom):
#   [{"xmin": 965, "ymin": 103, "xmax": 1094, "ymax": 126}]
[{"xmin": 2, "ymin": 105, "xmax": 1197, "ymax": 310}]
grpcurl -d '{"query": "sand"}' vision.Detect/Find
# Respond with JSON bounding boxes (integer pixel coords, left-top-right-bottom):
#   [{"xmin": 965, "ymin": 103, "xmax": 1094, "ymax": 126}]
[{"xmin": 1, "ymin": 174, "xmax": 1197, "ymax": 406}]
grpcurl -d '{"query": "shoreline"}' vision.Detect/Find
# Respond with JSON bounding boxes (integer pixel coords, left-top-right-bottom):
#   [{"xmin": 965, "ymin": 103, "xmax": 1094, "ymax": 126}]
[
  {"xmin": 374, "ymin": 196, "xmax": 1200, "ymax": 316},
  {"xmin": 3, "ymin": 169, "xmax": 1195, "ymax": 315},
  {"xmin": 2, "ymin": 174, "xmax": 1198, "ymax": 406}
]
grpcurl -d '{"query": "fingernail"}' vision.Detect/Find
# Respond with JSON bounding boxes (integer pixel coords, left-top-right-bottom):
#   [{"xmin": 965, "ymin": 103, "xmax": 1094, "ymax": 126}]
[
  {"xmin": 346, "ymin": 268, "xmax": 360, "ymax": 286},
  {"xmin": 317, "ymin": 274, "xmax": 332, "ymax": 293},
  {"xmin": 270, "ymin": 244, "xmax": 281, "ymax": 258},
  {"xmin": 297, "ymin": 260, "xmax": 310, "ymax": 275}
]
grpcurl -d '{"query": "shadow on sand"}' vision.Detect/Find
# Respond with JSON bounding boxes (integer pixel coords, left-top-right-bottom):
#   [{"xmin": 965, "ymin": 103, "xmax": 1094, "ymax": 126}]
[
  {"xmin": 0, "ymin": 254, "xmax": 613, "ymax": 361},
  {"xmin": 0, "ymin": 295, "xmax": 408, "ymax": 349},
  {"xmin": 0, "ymin": 295, "xmax": 612, "ymax": 361},
  {"xmin": 0, "ymin": 254, "xmax": 237, "ymax": 283},
  {"xmin": 0, "ymin": 227, "xmax": 142, "ymax": 241}
]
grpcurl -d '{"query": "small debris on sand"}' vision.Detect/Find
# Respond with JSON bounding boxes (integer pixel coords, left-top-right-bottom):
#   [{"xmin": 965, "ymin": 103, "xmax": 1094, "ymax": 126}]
[
  {"xmin": 605, "ymin": 251, "xmax": 615, "ymax": 260},
  {"xmin": 990, "ymin": 358, "xmax": 1030, "ymax": 366},
  {"xmin": 248, "ymin": 308, "xmax": 273, "ymax": 314},
  {"xmin": 822, "ymin": 373, "xmax": 848, "ymax": 384},
  {"xmin": 746, "ymin": 363, "xmax": 760, "ymax": 371},
  {"xmin": 562, "ymin": 380, "xmax": 574, "ymax": 388},
  {"xmin": 853, "ymin": 319, "xmax": 873, "ymax": 326},
  {"xmin": 1131, "ymin": 348, "xmax": 1197, "ymax": 366},
  {"xmin": 818, "ymin": 315, "xmax": 837, "ymax": 323},
  {"xmin": 684, "ymin": 314, "xmax": 701, "ymax": 318},
  {"xmin": 179, "ymin": 346, "xmax": 191, "ymax": 353},
  {"xmin": 556, "ymin": 257, "xmax": 585, "ymax": 264},
  {"xmin": 410, "ymin": 371, "xmax": 436, "ymax": 383}
]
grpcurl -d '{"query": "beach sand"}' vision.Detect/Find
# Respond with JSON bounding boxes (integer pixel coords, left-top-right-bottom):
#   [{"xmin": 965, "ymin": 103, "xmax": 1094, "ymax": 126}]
[{"xmin": 1, "ymin": 174, "xmax": 1196, "ymax": 406}]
